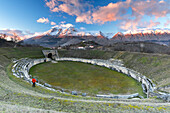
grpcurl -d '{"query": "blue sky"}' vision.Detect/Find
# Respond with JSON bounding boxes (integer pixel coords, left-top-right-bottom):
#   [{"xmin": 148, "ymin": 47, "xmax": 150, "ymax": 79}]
[{"xmin": 0, "ymin": 0, "xmax": 169, "ymax": 38}]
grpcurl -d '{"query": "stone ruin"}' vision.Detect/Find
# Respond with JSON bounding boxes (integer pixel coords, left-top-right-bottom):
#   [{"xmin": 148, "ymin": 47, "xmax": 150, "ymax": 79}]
[
  {"xmin": 11, "ymin": 54, "xmax": 170, "ymax": 101},
  {"xmin": 42, "ymin": 50, "xmax": 59, "ymax": 60}
]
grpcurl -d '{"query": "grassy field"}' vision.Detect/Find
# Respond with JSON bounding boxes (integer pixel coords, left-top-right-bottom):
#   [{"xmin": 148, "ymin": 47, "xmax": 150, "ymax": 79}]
[
  {"xmin": 30, "ymin": 61, "xmax": 144, "ymax": 96},
  {"xmin": 58, "ymin": 50, "xmax": 170, "ymax": 87}
]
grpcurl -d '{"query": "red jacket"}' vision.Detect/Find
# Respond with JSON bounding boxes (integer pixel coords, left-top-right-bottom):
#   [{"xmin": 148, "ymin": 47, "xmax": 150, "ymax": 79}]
[{"xmin": 32, "ymin": 78, "xmax": 36, "ymax": 83}]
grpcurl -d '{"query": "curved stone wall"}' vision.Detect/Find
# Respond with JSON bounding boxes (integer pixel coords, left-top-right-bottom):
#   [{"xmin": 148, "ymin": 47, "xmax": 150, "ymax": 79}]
[
  {"xmin": 12, "ymin": 57, "xmax": 164, "ymax": 99},
  {"xmin": 12, "ymin": 58, "xmax": 57, "ymax": 92}
]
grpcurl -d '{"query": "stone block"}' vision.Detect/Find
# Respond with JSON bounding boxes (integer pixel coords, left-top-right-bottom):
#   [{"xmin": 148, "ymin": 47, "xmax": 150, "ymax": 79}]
[
  {"xmin": 61, "ymin": 89, "xmax": 64, "ymax": 92},
  {"xmin": 82, "ymin": 93, "xmax": 87, "ymax": 96},
  {"xmin": 72, "ymin": 91, "xmax": 77, "ymax": 95},
  {"xmin": 44, "ymin": 83, "xmax": 52, "ymax": 88}
]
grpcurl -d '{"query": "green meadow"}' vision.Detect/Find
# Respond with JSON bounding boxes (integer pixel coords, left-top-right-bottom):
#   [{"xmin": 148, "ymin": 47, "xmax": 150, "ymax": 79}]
[{"xmin": 30, "ymin": 61, "xmax": 143, "ymax": 96}]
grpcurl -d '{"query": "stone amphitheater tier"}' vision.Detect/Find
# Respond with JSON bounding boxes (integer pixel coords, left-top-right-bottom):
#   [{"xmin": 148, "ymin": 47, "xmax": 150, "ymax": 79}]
[{"xmin": 11, "ymin": 57, "xmax": 170, "ymax": 101}]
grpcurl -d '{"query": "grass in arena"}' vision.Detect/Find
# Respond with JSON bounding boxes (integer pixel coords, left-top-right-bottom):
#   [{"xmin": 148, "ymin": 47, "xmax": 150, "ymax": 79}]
[{"xmin": 30, "ymin": 61, "xmax": 144, "ymax": 96}]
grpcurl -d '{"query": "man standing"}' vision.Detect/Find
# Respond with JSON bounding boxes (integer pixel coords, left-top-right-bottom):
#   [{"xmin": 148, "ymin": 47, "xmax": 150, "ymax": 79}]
[{"xmin": 32, "ymin": 77, "xmax": 36, "ymax": 87}]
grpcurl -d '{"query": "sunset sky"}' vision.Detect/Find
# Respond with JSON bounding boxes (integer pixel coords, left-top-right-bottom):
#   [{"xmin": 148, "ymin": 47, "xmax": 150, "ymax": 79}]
[{"xmin": 0, "ymin": 0, "xmax": 169, "ymax": 38}]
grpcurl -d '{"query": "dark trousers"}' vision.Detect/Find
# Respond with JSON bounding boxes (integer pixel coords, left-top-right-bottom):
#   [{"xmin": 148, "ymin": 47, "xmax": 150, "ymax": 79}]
[{"xmin": 32, "ymin": 82, "xmax": 35, "ymax": 87}]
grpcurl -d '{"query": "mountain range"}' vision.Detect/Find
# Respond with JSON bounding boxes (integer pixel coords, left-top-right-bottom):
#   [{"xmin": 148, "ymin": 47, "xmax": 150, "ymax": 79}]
[
  {"xmin": 21, "ymin": 27, "xmax": 108, "ymax": 47},
  {"xmin": 8, "ymin": 27, "xmax": 170, "ymax": 47}
]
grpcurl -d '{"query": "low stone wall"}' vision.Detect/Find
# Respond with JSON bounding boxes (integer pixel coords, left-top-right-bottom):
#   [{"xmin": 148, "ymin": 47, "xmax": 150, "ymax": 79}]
[
  {"xmin": 96, "ymin": 93, "xmax": 140, "ymax": 99},
  {"xmin": 157, "ymin": 85, "xmax": 170, "ymax": 93},
  {"xmin": 150, "ymin": 92, "xmax": 170, "ymax": 102},
  {"xmin": 12, "ymin": 58, "xmax": 58, "ymax": 92},
  {"xmin": 12, "ymin": 57, "xmax": 170, "ymax": 100}
]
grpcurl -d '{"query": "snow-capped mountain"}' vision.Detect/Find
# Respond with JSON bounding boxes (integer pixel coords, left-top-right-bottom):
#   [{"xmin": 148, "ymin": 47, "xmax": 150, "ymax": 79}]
[
  {"xmin": 111, "ymin": 30, "xmax": 170, "ymax": 42},
  {"xmin": 41, "ymin": 27, "xmax": 78, "ymax": 37},
  {"xmin": 22, "ymin": 28, "xmax": 170, "ymax": 47},
  {"xmin": 0, "ymin": 33, "xmax": 23, "ymax": 42},
  {"xmin": 35, "ymin": 27, "xmax": 108, "ymax": 38},
  {"xmin": 22, "ymin": 27, "xmax": 109, "ymax": 47}
]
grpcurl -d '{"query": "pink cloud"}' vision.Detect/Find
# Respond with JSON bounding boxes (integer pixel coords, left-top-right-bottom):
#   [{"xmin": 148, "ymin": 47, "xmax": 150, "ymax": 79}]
[
  {"xmin": 51, "ymin": 21, "xmax": 56, "ymax": 25},
  {"xmin": 164, "ymin": 20, "xmax": 170, "ymax": 27},
  {"xmin": 45, "ymin": 0, "xmax": 93, "ymax": 24},
  {"xmin": 0, "ymin": 29, "xmax": 37, "ymax": 40},
  {"xmin": 120, "ymin": 17, "xmax": 141, "ymax": 31},
  {"xmin": 0, "ymin": 29, "xmax": 23, "ymax": 36},
  {"xmin": 92, "ymin": 0, "xmax": 131, "ymax": 24},
  {"xmin": 92, "ymin": 0, "xmax": 170, "ymax": 24},
  {"xmin": 46, "ymin": 0, "xmax": 85, "ymax": 15},
  {"xmin": 51, "ymin": 7, "xmax": 59, "ymax": 12},
  {"xmin": 131, "ymin": 0, "xmax": 170, "ymax": 18},
  {"xmin": 76, "ymin": 11, "xmax": 93, "ymax": 24},
  {"xmin": 45, "ymin": 0, "xmax": 57, "ymax": 10},
  {"xmin": 37, "ymin": 17, "xmax": 49, "ymax": 23},
  {"xmin": 147, "ymin": 20, "xmax": 160, "ymax": 28},
  {"xmin": 159, "ymin": 0, "xmax": 165, "ymax": 4},
  {"xmin": 45, "ymin": 0, "xmax": 170, "ymax": 32},
  {"xmin": 58, "ymin": 3, "xmax": 81, "ymax": 16},
  {"xmin": 120, "ymin": 17, "xmax": 161, "ymax": 31},
  {"xmin": 119, "ymin": 0, "xmax": 169, "ymax": 31},
  {"xmin": 60, "ymin": 21, "xmax": 66, "ymax": 24}
]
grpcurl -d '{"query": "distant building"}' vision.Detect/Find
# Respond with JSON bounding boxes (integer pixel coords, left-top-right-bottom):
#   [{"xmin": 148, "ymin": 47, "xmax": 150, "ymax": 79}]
[
  {"xmin": 77, "ymin": 47, "xmax": 85, "ymax": 50},
  {"xmin": 57, "ymin": 46, "xmax": 62, "ymax": 49},
  {"xmin": 89, "ymin": 45, "xmax": 94, "ymax": 48},
  {"xmin": 61, "ymin": 40, "xmax": 101, "ymax": 50}
]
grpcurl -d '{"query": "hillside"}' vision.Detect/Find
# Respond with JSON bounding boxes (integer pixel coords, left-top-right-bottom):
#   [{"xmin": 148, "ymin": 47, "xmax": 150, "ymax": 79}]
[
  {"xmin": 105, "ymin": 42, "xmax": 170, "ymax": 54},
  {"xmin": 22, "ymin": 35, "xmax": 108, "ymax": 47},
  {"xmin": 59, "ymin": 50, "xmax": 170, "ymax": 87},
  {"xmin": 0, "ymin": 38, "xmax": 16, "ymax": 47},
  {"xmin": 0, "ymin": 47, "xmax": 169, "ymax": 112},
  {"xmin": 64, "ymin": 41, "xmax": 170, "ymax": 55}
]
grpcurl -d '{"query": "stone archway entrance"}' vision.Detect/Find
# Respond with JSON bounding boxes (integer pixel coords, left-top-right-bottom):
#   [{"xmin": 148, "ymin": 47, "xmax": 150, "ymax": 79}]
[
  {"xmin": 42, "ymin": 50, "xmax": 59, "ymax": 60},
  {"xmin": 47, "ymin": 53, "xmax": 53, "ymax": 59}
]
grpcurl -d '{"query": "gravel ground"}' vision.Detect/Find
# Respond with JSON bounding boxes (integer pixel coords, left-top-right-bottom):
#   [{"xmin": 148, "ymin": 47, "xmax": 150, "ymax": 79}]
[{"xmin": 0, "ymin": 101, "xmax": 62, "ymax": 113}]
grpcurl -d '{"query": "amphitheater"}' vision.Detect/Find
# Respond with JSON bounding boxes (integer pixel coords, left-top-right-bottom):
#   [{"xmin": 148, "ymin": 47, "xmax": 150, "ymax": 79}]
[{"xmin": 0, "ymin": 49, "xmax": 170, "ymax": 112}]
